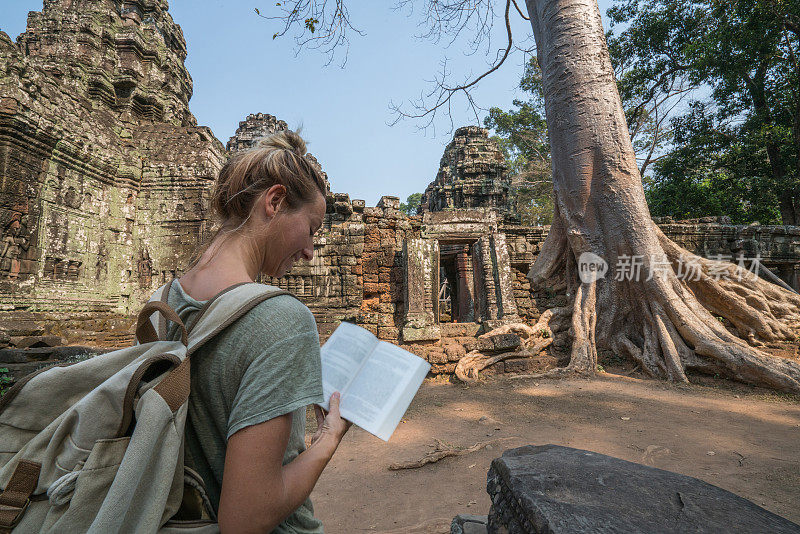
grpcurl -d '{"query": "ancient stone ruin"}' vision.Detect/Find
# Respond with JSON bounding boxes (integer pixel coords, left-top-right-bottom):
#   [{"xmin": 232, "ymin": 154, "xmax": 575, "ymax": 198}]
[
  {"xmin": 0, "ymin": 0, "xmax": 225, "ymax": 315},
  {"xmin": 226, "ymin": 112, "xmax": 288, "ymax": 152},
  {"xmin": 1, "ymin": 0, "xmax": 799, "ymax": 382},
  {"xmin": 420, "ymin": 126, "xmax": 513, "ymax": 218}
]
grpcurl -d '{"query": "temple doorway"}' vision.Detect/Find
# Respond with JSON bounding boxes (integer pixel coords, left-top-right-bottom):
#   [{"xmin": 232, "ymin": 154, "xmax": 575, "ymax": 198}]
[{"xmin": 438, "ymin": 243, "xmax": 475, "ymax": 323}]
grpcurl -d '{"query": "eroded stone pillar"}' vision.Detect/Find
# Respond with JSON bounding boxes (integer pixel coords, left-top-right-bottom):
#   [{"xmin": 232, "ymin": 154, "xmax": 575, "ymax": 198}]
[
  {"xmin": 402, "ymin": 238, "xmax": 440, "ymax": 341},
  {"xmin": 491, "ymin": 231, "xmax": 520, "ymax": 322},
  {"xmin": 472, "ymin": 233, "xmax": 519, "ymax": 325},
  {"xmin": 455, "ymin": 247, "xmax": 475, "ymax": 322},
  {"xmin": 472, "ymin": 236, "xmax": 496, "ymax": 320}
]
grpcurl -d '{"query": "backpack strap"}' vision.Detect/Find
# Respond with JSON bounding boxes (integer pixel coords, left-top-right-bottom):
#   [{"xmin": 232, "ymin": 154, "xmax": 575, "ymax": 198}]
[
  {"xmin": 136, "ymin": 301, "xmax": 188, "ymax": 346},
  {"xmin": 157, "ymin": 277, "xmax": 176, "ymax": 339},
  {"xmin": 0, "ymin": 459, "xmax": 40, "ymax": 532},
  {"xmin": 152, "ymin": 285, "xmax": 294, "ymax": 411},
  {"xmin": 183, "ymin": 281, "xmax": 254, "ymax": 334}
]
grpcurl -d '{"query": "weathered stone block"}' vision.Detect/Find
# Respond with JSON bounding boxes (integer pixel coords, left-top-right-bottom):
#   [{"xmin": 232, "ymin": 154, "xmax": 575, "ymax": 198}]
[
  {"xmin": 361, "ymin": 297, "xmax": 380, "ymax": 311},
  {"xmin": 357, "ymin": 311, "xmax": 378, "ymax": 324},
  {"xmin": 487, "ymin": 445, "xmax": 800, "ymax": 534},
  {"xmin": 383, "ymin": 208, "xmax": 402, "ymax": 219},
  {"xmin": 377, "ymin": 326, "xmax": 399, "ymax": 340},
  {"xmin": 451, "ymin": 514, "xmax": 488, "ymax": 534},
  {"xmin": 444, "ymin": 343, "xmax": 467, "ymax": 362},
  {"xmin": 402, "ymin": 325, "xmax": 441, "ymax": 342},
  {"xmin": 430, "ymin": 362, "xmax": 456, "ymax": 374},
  {"xmin": 363, "ymin": 282, "xmax": 381, "ymax": 293},
  {"xmin": 476, "ymin": 334, "xmax": 521, "ymax": 353},
  {"xmin": 377, "ymin": 196, "xmax": 400, "ymax": 210},
  {"xmin": 10, "ymin": 335, "xmax": 63, "ymax": 349},
  {"xmin": 0, "ymin": 320, "xmax": 44, "ymax": 337},
  {"xmin": 427, "ymin": 349, "xmax": 448, "ymax": 364},
  {"xmin": 334, "ymin": 201, "xmax": 353, "ymax": 216},
  {"xmin": 440, "ymin": 322, "xmax": 481, "ymax": 337}
]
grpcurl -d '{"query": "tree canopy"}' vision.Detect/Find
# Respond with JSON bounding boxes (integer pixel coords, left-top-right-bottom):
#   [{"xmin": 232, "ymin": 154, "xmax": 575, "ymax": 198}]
[
  {"xmin": 484, "ymin": 57, "xmax": 553, "ymax": 225},
  {"xmin": 485, "ymin": 0, "xmax": 799, "ymax": 226},
  {"xmin": 607, "ymin": 0, "xmax": 800, "ymax": 225},
  {"xmin": 399, "ymin": 192, "xmax": 423, "ymax": 216}
]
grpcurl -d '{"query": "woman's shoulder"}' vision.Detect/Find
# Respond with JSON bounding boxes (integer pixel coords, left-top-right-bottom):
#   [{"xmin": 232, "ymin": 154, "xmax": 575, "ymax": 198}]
[{"xmin": 233, "ymin": 288, "xmax": 317, "ymax": 341}]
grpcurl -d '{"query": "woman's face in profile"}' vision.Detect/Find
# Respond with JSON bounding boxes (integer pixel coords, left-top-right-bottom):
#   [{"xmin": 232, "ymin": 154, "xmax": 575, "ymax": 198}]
[{"xmin": 260, "ymin": 192, "xmax": 326, "ymax": 278}]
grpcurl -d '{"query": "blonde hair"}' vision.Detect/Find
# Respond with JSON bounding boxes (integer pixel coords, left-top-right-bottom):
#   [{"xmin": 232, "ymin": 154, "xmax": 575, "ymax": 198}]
[
  {"xmin": 212, "ymin": 130, "xmax": 327, "ymax": 229},
  {"xmin": 189, "ymin": 130, "xmax": 326, "ymax": 269}
]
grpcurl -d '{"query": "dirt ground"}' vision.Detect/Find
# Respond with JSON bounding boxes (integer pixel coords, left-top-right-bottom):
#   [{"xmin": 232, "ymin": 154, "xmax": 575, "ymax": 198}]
[{"xmin": 308, "ymin": 372, "xmax": 800, "ymax": 533}]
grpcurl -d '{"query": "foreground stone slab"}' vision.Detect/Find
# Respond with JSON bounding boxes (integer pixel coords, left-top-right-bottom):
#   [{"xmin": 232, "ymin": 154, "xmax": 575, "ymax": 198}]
[
  {"xmin": 487, "ymin": 445, "xmax": 800, "ymax": 534},
  {"xmin": 451, "ymin": 514, "xmax": 488, "ymax": 534}
]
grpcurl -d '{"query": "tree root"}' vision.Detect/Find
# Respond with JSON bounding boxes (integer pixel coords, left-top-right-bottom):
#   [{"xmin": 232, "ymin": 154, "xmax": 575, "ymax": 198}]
[
  {"xmin": 525, "ymin": 220, "xmax": 800, "ymax": 393},
  {"xmin": 455, "ymin": 311, "xmax": 556, "ymax": 381},
  {"xmin": 387, "ymin": 437, "xmax": 514, "ymax": 470}
]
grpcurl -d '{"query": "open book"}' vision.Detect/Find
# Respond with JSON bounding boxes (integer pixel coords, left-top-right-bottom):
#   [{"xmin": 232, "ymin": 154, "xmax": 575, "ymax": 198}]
[{"xmin": 319, "ymin": 322, "xmax": 431, "ymax": 441}]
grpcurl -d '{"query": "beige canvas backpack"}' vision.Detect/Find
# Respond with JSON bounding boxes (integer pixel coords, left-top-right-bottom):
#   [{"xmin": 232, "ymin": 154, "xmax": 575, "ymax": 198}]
[{"xmin": 0, "ymin": 281, "xmax": 291, "ymax": 533}]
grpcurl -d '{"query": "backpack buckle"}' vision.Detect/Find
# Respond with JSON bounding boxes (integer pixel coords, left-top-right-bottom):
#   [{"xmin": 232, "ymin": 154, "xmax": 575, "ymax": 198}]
[
  {"xmin": 7, "ymin": 498, "xmax": 29, "ymax": 528},
  {"xmin": 0, "ymin": 459, "xmax": 40, "ymax": 529}
]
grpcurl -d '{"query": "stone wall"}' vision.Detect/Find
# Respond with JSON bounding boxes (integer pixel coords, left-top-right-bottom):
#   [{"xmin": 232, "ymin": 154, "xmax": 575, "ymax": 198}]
[
  {"xmin": 257, "ymin": 194, "xmax": 418, "ymax": 342},
  {"xmin": 0, "ymin": 0, "xmax": 225, "ymax": 314}
]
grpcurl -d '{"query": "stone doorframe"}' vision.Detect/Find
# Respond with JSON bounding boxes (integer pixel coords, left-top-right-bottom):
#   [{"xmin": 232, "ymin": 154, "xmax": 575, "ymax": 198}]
[{"xmin": 402, "ymin": 209, "xmax": 519, "ymax": 342}]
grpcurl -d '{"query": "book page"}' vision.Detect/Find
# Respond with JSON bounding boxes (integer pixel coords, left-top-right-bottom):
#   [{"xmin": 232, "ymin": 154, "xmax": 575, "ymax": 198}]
[
  {"xmin": 319, "ymin": 322, "xmax": 379, "ymax": 410},
  {"xmin": 339, "ymin": 341, "xmax": 430, "ymax": 441}
]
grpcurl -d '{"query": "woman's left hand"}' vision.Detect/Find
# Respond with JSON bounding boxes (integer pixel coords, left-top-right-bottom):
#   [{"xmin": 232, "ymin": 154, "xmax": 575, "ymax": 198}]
[{"xmin": 310, "ymin": 392, "xmax": 351, "ymax": 452}]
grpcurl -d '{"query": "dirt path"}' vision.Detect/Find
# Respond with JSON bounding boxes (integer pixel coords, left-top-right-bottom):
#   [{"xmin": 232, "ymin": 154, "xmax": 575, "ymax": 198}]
[{"xmin": 309, "ymin": 373, "xmax": 800, "ymax": 533}]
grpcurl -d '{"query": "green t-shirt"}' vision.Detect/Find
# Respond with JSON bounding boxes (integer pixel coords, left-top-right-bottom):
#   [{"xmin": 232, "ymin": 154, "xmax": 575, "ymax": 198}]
[{"xmin": 165, "ymin": 280, "xmax": 325, "ymax": 534}]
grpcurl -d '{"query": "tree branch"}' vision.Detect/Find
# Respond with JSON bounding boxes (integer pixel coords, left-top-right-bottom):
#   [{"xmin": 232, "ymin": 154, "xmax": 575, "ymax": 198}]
[
  {"xmin": 255, "ymin": 0, "xmax": 364, "ymax": 66},
  {"xmin": 389, "ymin": 0, "xmax": 516, "ymax": 129},
  {"xmin": 511, "ymin": 0, "xmax": 530, "ymax": 21}
]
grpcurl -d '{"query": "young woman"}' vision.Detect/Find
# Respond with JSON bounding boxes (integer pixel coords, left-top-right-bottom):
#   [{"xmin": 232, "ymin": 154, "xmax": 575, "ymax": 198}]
[{"xmin": 166, "ymin": 130, "xmax": 349, "ymax": 533}]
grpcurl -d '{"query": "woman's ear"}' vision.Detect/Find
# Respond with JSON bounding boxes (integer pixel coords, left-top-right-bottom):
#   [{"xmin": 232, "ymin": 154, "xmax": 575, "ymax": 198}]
[{"xmin": 263, "ymin": 184, "xmax": 287, "ymax": 217}]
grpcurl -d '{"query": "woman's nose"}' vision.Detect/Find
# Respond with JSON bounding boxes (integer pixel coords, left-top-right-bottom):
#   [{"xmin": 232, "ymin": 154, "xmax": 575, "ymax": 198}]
[{"xmin": 302, "ymin": 247, "xmax": 314, "ymax": 261}]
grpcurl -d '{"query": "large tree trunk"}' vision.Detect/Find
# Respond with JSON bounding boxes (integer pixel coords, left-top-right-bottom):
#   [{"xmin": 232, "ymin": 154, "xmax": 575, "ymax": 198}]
[{"xmin": 523, "ymin": 0, "xmax": 800, "ymax": 391}]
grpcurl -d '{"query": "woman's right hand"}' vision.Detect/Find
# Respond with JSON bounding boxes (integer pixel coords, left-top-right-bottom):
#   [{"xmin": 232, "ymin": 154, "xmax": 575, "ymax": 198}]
[
  {"xmin": 220, "ymin": 394, "xmax": 351, "ymax": 533},
  {"xmin": 310, "ymin": 392, "xmax": 351, "ymax": 453}
]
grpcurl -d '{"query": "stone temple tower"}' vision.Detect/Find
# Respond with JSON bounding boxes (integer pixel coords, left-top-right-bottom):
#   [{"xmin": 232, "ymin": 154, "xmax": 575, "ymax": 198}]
[
  {"xmin": 420, "ymin": 126, "xmax": 513, "ymax": 218},
  {"xmin": 227, "ymin": 112, "xmax": 331, "ymax": 193},
  {"xmin": 0, "ymin": 0, "xmax": 225, "ymax": 313},
  {"xmin": 226, "ymin": 113, "xmax": 288, "ymax": 152}
]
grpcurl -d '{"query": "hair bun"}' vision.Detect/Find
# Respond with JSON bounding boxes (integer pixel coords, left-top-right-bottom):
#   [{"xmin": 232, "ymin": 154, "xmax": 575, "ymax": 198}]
[{"xmin": 257, "ymin": 130, "xmax": 307, "ymax": 156}]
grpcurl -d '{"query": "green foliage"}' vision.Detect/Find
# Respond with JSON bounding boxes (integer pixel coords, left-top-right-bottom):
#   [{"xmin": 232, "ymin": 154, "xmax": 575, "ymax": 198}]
[
  {"xmin": 645, "ymin": 102, "xmax": 783, "ymax": 223},
  {"xmin": 484, "ymin": 57, "xmax": 553, "ymax": 226},
  {"xmin": 0, "ymin": 367, "xmax": 12, "ymax": 397},
  {"xmin": 608, "ymin": 0, "xmax": 800, "ymax": 225},
  {"xmin": 399, "ymin": 192, "xmax": 423, "ymax": 216}
]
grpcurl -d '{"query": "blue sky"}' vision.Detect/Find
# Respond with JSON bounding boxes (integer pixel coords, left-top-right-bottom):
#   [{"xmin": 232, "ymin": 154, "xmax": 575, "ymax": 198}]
[{"xmin": 2, "ymin": 0, "xmax": 614, "ymax": 206}]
